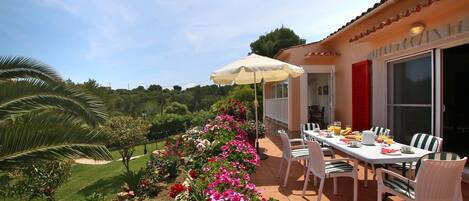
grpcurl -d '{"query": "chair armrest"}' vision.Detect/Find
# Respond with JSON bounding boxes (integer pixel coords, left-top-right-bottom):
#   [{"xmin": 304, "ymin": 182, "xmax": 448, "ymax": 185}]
[
  {"xmin": 376, "ymin": 168, "xmax": 416, "ymax": 186},
  {"xmin": 291, "ymin": 145, "xmax": 308, "ymax": 149}
]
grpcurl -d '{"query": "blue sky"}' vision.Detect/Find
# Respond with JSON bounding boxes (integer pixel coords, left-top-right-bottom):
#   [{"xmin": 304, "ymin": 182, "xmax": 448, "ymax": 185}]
[{"xmin": 0, "ymin": 0, "xmax": 378, "ymax": 89}]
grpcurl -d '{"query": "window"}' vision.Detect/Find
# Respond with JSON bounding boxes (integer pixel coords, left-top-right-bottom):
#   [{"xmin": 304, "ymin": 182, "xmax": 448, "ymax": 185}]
[
  {"xmin": 387, "ymin": 53, "xmax": 432, "ymax": 144},
  {"xmin": 271, "ymin": 81, "xmax": 288, "ymax": 98}
]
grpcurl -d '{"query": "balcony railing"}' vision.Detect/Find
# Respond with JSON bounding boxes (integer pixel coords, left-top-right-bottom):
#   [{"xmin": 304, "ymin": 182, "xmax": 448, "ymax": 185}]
[{"xmin": 265, "ymin": 98, "xmax": 288, "ymax": 124}]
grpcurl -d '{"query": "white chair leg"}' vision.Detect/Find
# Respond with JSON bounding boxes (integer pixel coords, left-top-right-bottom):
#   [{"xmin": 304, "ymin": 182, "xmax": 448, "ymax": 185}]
[
  {"xmin": 333, "ymin": 177, "xmax": 338, "ymax": 195},
  {"xmin": 353, "ymin": 174, "xmax": 358, "ymax": 201},
  {"xmin": 303, "ymin": 160, "xmax": 308, "ymax": 179},
  {"xmin": 377, "ymin": 189, "xmax": 382, "ymax": 201},
  {"xmin": 455, "ymin": 181, "xmax": 463, "ymax": 201},
  {"xmin": 277, "ymin": 158, "xmax": 284, "ymax": 177},
  {"xmin": 317, "ymin": 178, "xmax": 325, "ymax": 201},
  {"xmin": 302, "ymin": 170, "xmax": 310, "ymax": 197},
  {"xmin": 283, "ymin": 159, "xmax": 291, "ymax": 187}
]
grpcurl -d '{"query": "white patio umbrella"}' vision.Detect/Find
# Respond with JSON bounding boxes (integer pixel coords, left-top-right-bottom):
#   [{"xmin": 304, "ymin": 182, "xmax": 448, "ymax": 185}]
[{"xmin": 210, "ymin": 53, "xmax": 304, "ymax": 159}]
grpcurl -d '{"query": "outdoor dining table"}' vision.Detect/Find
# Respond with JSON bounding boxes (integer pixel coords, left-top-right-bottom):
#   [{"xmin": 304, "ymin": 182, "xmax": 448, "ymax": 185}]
[{"xmin": 303, "ymin": 130, "xmax": 432, "ymax": 187}]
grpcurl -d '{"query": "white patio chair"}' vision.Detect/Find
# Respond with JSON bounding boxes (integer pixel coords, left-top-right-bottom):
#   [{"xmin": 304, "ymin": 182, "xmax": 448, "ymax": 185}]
[
  {"xmin": 278, "ymin": 130, "xmax": 310, "ymax": 187},
  {"xmin": 370, "ymin": 126, "xmax": 391, "ymax": 136},
  {"xmin": 377, "ymin": 152, "xmax": 466, "ymax": 201},
  {"xmin": 300, "ymin": 123, "xmax": 335, "ymax": 158},
  {"xmin": 302, "ymin": 141, "xmax": 358, "ymax": 201},
  {"xmin": 390, "ymin": 133, "xmax": 443, "ymax": 177},
  {"xmin": 366, "ymin": 126, "xmax": 390, "ymax": 180}
]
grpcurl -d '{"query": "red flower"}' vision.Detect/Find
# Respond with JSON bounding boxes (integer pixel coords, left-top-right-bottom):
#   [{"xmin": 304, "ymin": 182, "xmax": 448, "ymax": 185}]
[
  {"xmin": 189, "ymin": 169, "xmax": 197, "ymax": 179},
  {"xmin": 169, "ymin": 183, "xmax": 186, "ymax": 198},
  {"xmin": 208, "ymin": 157, "xmax": 217, "ymax": 163}
]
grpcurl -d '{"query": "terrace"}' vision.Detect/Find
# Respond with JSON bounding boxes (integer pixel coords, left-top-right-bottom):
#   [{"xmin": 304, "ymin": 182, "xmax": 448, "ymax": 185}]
[{"xmin": 253, "ymin": 120, "xmax": 469, "ymax": 201}]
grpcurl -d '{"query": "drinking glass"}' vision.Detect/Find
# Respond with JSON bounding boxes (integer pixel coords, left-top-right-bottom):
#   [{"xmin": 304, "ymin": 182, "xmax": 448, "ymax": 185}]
[
  {"xmin": 334, "ymin": 121, "xmax": 342, "ymax": 128},
  {"xmin": 334, "ymin": 126, "xmax": 341, "ymax": 135}
]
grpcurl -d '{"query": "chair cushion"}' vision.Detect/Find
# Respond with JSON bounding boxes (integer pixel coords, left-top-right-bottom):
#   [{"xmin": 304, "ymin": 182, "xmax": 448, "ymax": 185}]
[
  {"xmin": 325, "ymin": 161, "xmax": 353, "ymax": 174},
  {"xmin": 291, "ymin": 148, "xmax": 309, "ymax": 158},
  {"xmin": 410, "ymin": 133, "xmax": 440, "ymax": 152},
  {"xmin": 383, "ymin": 178, "xmax": 415, "ymax": 199}
]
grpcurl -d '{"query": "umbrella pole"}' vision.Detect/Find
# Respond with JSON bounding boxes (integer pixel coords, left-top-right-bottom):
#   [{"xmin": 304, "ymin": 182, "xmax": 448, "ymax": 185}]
[{"xmin": 254, "ymin": 72, "xmax": 267, "ymax": 160}]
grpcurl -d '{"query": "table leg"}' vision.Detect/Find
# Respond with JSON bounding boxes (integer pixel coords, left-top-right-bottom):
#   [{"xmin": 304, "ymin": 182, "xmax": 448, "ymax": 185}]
[{"xmin": 364, "ymin": 163, "xmax": 368, "ymax": 187}]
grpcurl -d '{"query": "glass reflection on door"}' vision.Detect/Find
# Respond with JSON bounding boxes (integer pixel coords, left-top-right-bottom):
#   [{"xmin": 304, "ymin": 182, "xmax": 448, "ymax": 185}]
[{"xmin": 387, "ymin": 53, "xmax": 432, "ymax": 144}]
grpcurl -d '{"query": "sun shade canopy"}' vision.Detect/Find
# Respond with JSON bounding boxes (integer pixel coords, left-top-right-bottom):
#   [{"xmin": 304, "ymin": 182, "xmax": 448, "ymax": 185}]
[{"xmin": 210, "ymin": 53, "xmax": 304, "ymax": 85}]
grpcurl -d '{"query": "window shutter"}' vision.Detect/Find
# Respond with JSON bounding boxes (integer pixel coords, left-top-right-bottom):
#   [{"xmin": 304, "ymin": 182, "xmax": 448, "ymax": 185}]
[{"xmin": 352, "ymin": 60, "xmax": 372, "ymax": 131}]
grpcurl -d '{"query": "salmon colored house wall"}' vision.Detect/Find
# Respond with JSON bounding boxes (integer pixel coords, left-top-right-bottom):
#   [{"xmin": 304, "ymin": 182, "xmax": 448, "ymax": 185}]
[{"xmin": 265, "ymin": 0, "xmax": 469, "ymax": 132}]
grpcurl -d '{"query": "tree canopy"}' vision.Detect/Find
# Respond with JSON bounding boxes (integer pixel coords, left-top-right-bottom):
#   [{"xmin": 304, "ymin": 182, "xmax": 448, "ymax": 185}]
[
  {"xmin": 0, "ymin": 56, "xmax": 112, "ymax": 169},
  {"xmin": 250, "ymin": 27, "xmax": 306, "ymax": 58}
]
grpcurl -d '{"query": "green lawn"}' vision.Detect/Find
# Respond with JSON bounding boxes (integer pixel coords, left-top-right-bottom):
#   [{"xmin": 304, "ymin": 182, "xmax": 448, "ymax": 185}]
[{"xmin": 54, "ymin": 142, "xmax": 164, "ymax": 201}]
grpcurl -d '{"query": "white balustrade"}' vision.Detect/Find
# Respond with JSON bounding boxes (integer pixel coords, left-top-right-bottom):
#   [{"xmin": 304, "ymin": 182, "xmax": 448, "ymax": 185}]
[{"xmin": 265, "ymin": 98, "xmax": 288, "ymax": 124}]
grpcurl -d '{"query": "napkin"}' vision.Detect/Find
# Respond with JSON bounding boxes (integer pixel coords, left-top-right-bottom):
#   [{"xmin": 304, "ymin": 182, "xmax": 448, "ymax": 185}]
[
  {"xmin": 381, "ymin": 147, "xmax": 398, "ymax": 154},
  {"xmin": 339, "ymin": 138, "xmax": 352, "ymax": 143}
]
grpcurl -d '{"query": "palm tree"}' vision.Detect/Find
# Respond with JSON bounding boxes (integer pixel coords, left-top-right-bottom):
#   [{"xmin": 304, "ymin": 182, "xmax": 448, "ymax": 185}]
[{"xmin": 0, "ymin": 56, "xmax": 113, "ymax": 169}]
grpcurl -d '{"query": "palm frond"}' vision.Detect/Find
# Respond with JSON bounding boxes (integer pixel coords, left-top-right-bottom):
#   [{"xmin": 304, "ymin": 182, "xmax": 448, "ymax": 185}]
[
  {"xmin": 0, "ymin": 80, "xmax": 108, "ymax": 126},
  {"xmin": 0, "ymin": 56, "xmax": 61, "ymax": 82},
  {"xmin": 0, "ymin": 113, "xmax": 112, "ymax": 169}
]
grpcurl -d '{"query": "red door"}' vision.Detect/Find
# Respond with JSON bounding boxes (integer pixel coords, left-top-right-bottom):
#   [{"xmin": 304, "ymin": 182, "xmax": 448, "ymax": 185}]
[{"xmin": 352, "ymin": 60, "xmax": 371, "ymax": 131}]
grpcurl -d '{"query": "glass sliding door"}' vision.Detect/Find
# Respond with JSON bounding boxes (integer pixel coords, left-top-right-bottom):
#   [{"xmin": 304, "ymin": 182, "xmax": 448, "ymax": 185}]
[{"xmin": 387, "ymin": 53, "xmax": 432, "ymax": 144}]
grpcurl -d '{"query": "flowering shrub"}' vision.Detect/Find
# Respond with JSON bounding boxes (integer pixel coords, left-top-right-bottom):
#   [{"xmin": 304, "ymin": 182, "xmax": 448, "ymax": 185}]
[
  {"xmin": 135, "ymin": 100, "xmax": 276, "ymax": 201},
  {"xmin": 167, "ymin": 112, "xmax": 277, "ymax": 201},
  {"xmin": 217, "ymin": 99, "xmax": 247, "ymax": 120},
  {"xmin": 203, "ymin": 161, "xmax": 262, "ymax": 201},
  {"xmin": 218, "ymin": 140, "xmax": 259, "ymax": 174}
]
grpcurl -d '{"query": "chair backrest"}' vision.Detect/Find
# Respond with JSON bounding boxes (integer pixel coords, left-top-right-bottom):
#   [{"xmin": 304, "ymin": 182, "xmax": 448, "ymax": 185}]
[
  {"xmin": 414, "ymin": 152, "xmax": 466, "ymax": 201},
  {"xmin": 301, "ymin": 123, "xmax": 320, "ymax": 142},
  {"xmin": 303, "ymin": 122, "xmax": 320, "ymax": 131},
  {"xmin": 306, "ymin": 141, "xmax": 325, "ymax": 178},
  {"xmin": 410, "ymin": 133, "xmax": 442, "ymax": 152},
  {"xmin": 415, "ymin": 152, "xmax": 461, "ymax": 174},
  {"xmin": 370, "ymin": 126, "xmax": 390, "ymax": 136},
  {"xmin": 278, "ymin": 130, "xmax": 292, "ymax": 158}
]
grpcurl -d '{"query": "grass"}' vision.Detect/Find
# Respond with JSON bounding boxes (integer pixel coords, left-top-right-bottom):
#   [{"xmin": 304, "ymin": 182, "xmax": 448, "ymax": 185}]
[{"xmin": 53, "ymin": 142, "xmax": 165, "ymax": 201}]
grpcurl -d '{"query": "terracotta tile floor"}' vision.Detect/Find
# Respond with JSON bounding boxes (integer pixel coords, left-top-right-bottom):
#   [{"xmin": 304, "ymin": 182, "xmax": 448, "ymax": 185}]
[{"xmin": 253, "ymin": 135, "xmax": 469, "ymax": 201}]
